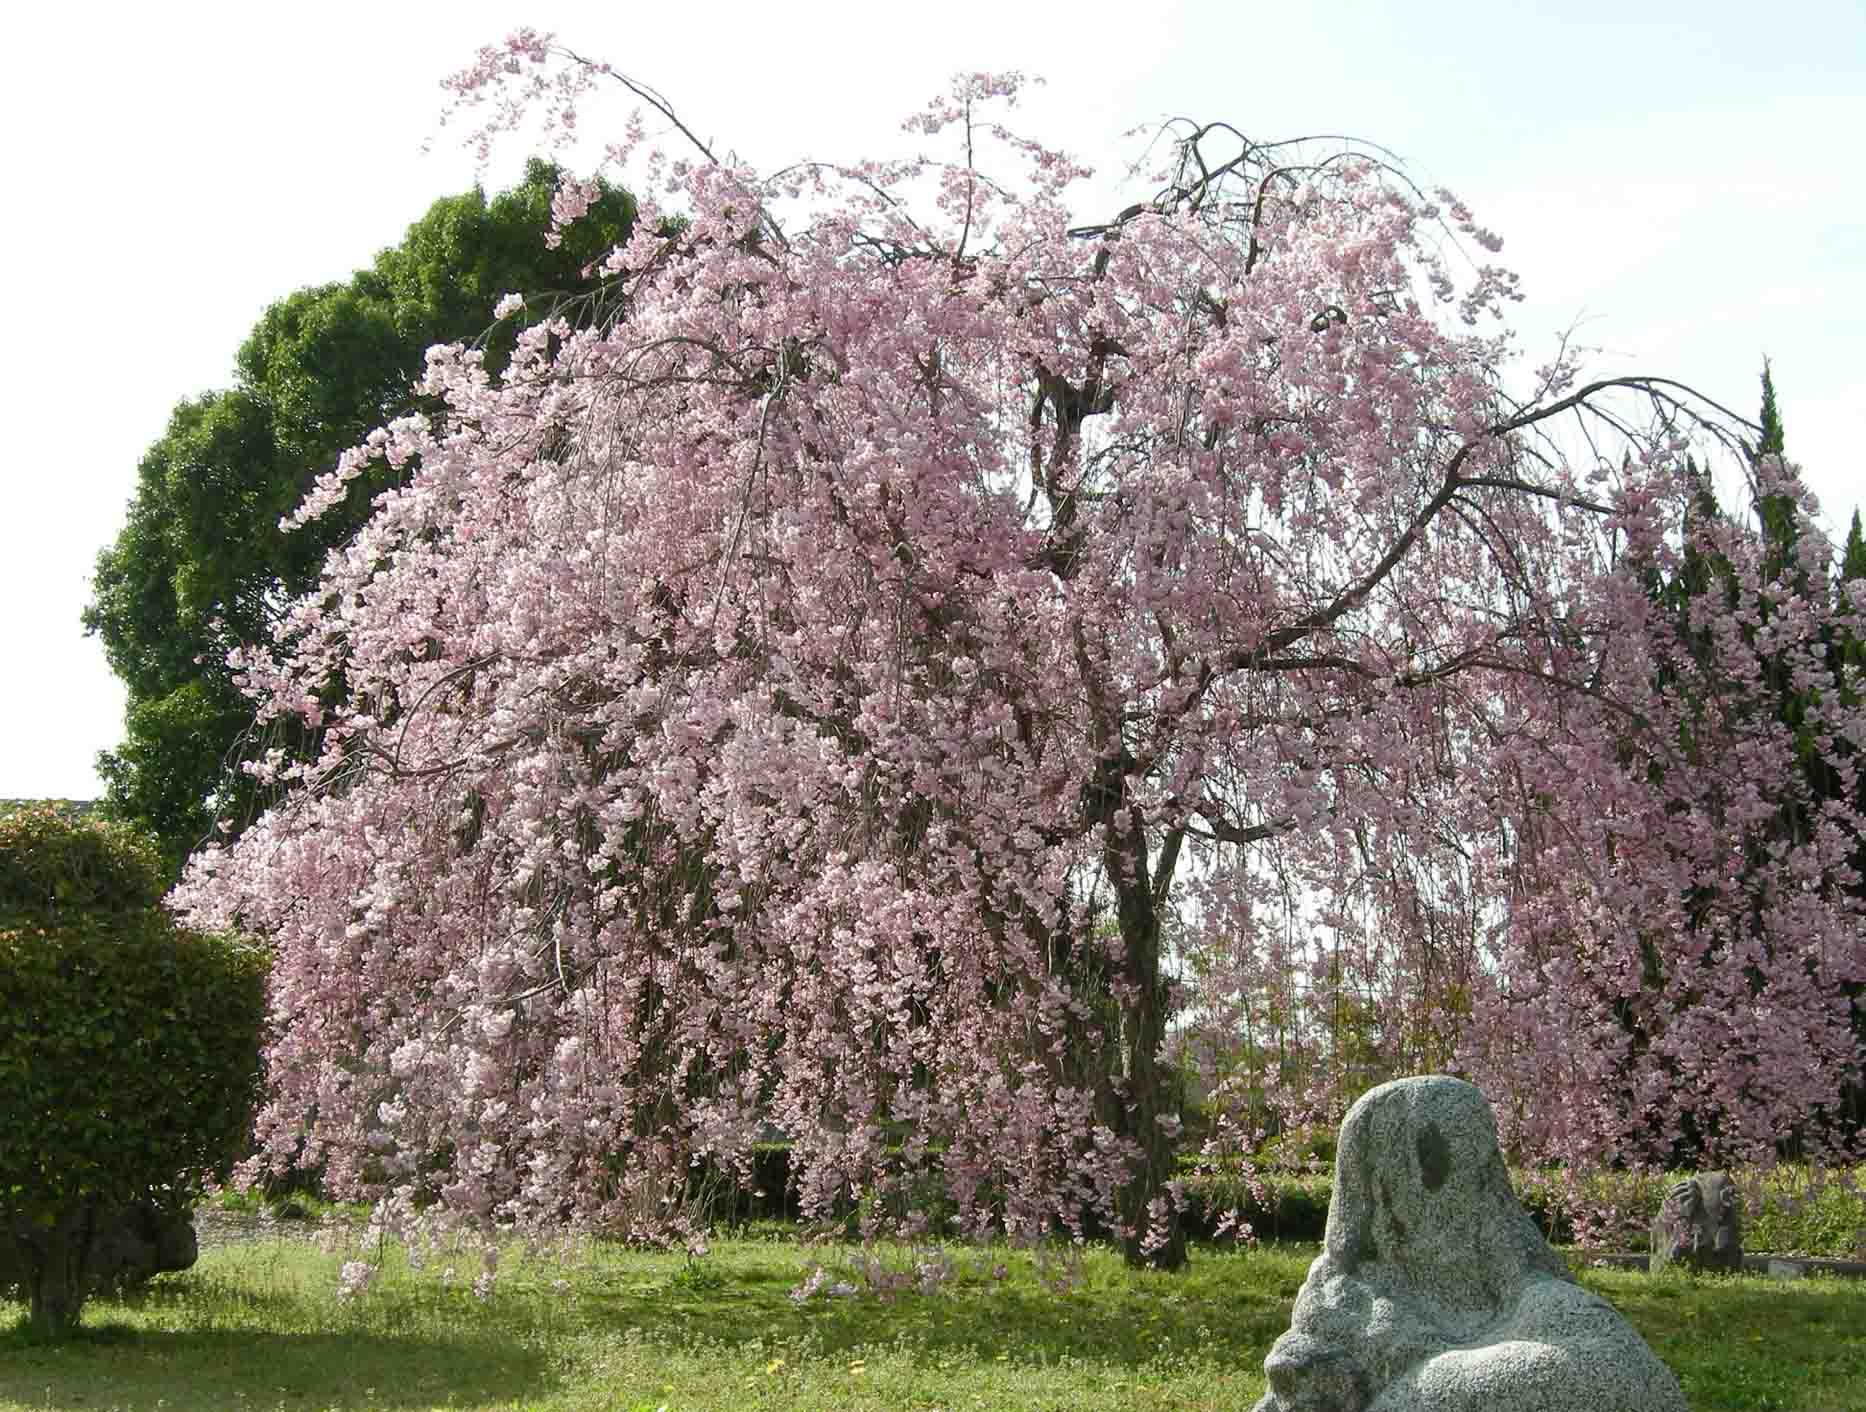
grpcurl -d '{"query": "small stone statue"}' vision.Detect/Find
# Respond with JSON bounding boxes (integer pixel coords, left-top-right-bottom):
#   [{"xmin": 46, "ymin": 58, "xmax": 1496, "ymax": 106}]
[
  {"xmin": 86, "ymin": 1200, "xmax": 199, "ymax": 1292},
  {"xmin": 1649, "ymin": 1170, "xmax": 1741, "ymax": 1274},
  {"xmin": 1252, "ymin": 1076, "xmax": 1688, "ymax": 1412},
  {"xmin": 1, "ymin": 1200, "xmax": 198, "ymax": 1300}
]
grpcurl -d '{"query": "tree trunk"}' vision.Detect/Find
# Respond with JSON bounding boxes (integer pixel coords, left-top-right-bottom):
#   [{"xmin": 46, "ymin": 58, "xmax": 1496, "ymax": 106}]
[
  {"xmin": 17, "ymin": 1202, "xmax": 95, "ymax": 1339},
  {"xmin": 1117, "ymin": 981, "xmax": 1188, "ymax": 1271},
  {"xmin": 1110, "ymin": 824, "xmax": 1188, "ymax": 1271}
]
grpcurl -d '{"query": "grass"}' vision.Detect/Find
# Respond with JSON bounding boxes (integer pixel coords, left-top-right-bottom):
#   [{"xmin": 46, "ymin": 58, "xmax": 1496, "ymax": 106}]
[
  {"xmin": 1605, "ymin": 1262, "xmax": 1866, "ymax": 1411},
  {"xmin": 0, "ymin": 1232, "xmax": 1861, "ymax": 1411}
]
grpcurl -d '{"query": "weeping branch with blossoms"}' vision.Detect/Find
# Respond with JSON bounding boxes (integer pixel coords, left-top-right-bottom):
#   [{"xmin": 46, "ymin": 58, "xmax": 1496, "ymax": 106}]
[{"xmin": 171, "ymin": 30, "xmax": 1866, "ymax": 1270}]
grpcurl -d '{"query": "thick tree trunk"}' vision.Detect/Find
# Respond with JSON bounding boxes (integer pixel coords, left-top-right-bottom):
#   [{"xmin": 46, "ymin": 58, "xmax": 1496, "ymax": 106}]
[
  {"xmin": 1111, "ymin": 828, "xmax": 1187, "ymax": 1271},
  {"xmin": 1118, "ymin": 983, "xmax": 1188, "ymax": 1271},
  {"xmin": 17, "ymin": 1202, "xmax": 95, "ymax": 1339},
  {"xmin": 1075, "ymin": 657, "xmax": 1189, "ymax": 1270}
]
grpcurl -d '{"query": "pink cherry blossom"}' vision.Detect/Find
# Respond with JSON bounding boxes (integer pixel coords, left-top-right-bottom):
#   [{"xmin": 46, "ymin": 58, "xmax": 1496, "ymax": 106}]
[{"xmin": 172, "ymin": 35, "xmax": 1864, "ymax": 1268}]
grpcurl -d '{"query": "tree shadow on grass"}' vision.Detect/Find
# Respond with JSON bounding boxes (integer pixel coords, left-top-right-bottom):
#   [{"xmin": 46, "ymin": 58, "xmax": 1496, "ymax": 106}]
[
  {"xmin": 0, "ymin": 1325, "xmax": 555, "ymax": 1411},
  {"xmin": 0, "ymin": 1238, "xmax": 1312, "ymax": 1407}
]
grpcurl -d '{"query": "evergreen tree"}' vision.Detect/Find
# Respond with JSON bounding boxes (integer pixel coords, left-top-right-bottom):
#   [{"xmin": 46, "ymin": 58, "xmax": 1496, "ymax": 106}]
[
  {"xmin": 1842, "ymin": 510, "xmax": 1866, "ymax": 586},
  {"xmin": 1829, "ymin": 513, "xmax": 1866, "ymax": 1133},
  {"xmin": 1631, "ymin": 363, "xmax": 1866, "ymax": 1155},
  {"xmin": 85, "ymin": 162, "xmax": 636, "ymax": 875}
]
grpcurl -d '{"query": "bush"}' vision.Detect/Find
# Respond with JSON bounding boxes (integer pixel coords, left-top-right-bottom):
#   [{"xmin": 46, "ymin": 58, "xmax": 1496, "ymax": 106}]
[
  {"xmin": 0, "ymin": 804, "xmax": 267, "ymax": 1337},
  {"xmin": 1508, "ymin": 1164, "xmax": 1866, "ymax": 1256},
  {"xmin": 1216, "ymin": 1156, "xmax": 1866, "ymax": 1258},
  {"xmin": 1178, "ymin": 1165, "xmax": 1333, "ymax": 1244},
  {"xmin": 1742, "ymin": 1165, "xmax": 1866, "ymax": 1257},
  {"xmin": 0, "ymin": 802, "xmax": 164, "ymax": 912}
]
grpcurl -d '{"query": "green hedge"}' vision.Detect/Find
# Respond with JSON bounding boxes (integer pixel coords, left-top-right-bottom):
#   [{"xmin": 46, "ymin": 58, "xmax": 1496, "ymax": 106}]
[
  {"xmin": 0, "ymin": 910, "xmax": 267, "ymax": 1217},
  {"xmin": 0, "ymin": 805, "xmax": 267, "ymax": 1221},
  {"xmin": 659, "ymin": 1144, "xmax": 1866, "ymax": 1258},
  {"xmin": 1176, "ymin": 1166, "xmax": 1332, "ymax": 1243},
  {"xmin": 0, "ymin": 803, "xmax": 165, "ymax": 913},
  {"xmin": 1179, "ymin": 1160, "xmax": 1866, "ymax": 1257},
  {"xmin": 1511, "ymin": 1164, "xmax": 1866, "ymax": 1257}
]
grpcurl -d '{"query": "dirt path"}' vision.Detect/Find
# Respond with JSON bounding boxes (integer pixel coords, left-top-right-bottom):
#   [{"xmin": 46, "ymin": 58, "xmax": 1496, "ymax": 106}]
[{"xmin": 189, "ymin": 1206, "xmax": 361, "ymax": 1253}]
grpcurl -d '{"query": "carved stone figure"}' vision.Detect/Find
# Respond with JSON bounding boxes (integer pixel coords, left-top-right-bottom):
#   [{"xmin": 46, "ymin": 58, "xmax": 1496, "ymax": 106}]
[
  {"xmin": 1252, "ymin": 1076, "xmax": 1688, "ymax": 1412},
  {"xmin": 1650, "ymin": 1170, "xmax": 1741, "ymax": 1274},
  {"xmin": 0, "ymin": 1201, "xmax": 198, "ymax": 1301}
]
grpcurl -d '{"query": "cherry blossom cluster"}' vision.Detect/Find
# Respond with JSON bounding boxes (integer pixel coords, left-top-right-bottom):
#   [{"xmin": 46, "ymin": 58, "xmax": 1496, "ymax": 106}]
[{"xmin": 173, "ymin": 35, "xmax": 1864, "ymax": 1253}]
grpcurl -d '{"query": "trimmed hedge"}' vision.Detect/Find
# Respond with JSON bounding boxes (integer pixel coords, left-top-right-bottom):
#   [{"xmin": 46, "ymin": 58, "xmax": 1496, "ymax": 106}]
[
  {"xmin": 1510, "ymin": 1163, "xmax": 1866, "ymax": 1256},
  {"xmin": 1179, "ymin": 1160, "xmax": 1866, "ymax": 1257},
  {"xmin": 0, "ymin": 803, "xmax": 165, "ymax": 913},
  {"xmin": 0, "ymin": 908, "xmax": 267, "ymax": 1216},
  {"xmin": 0, "ymin": 804, "xmax": 267, "ymax": 1334},
  {"xmin": 1177, "ymin": 1166, "xmax": 1333, "ymax": 1243}
]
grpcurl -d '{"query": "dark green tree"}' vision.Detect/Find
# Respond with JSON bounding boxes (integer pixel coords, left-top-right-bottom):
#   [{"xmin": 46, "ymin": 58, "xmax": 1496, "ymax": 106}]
[
  {"xmin": 1843, "ymin": 510, "xmax": 1866, "ymax": 586},
  {"xmin": 1756, "ymin": 359, "xmax": 1786, "ymax": 458},
  {"xmin": 1750, "ymin": 360, "xmax": 1807, "ymax": 593},
  {"xmin": 84, "ymin": 163, "xmax": 635, "ymax": 876},
  {"xmin": 1642, "ymin": 364, "xmax": 1866, "ymax": 1153},
  {"xmin": 1827, "ymin": 506, "xmax": 1866, "ymax": 1135}
]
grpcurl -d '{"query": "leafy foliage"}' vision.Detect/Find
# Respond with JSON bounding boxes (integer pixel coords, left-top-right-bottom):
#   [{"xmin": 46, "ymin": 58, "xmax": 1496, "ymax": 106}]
[
  {"xmin": 0, "ymin": 805, "xmax": 267, "ymax": 1334},
  {"xmin": 84, "ymin": 160, "xmax": 636, "ymax": 876},
  {"xmin": 0, "ymin": 802, "xmax": 163, "ymax": 912},
  {"xmin": 0, "ymin": 914, "xmax": 266, "ymax": 1212}
]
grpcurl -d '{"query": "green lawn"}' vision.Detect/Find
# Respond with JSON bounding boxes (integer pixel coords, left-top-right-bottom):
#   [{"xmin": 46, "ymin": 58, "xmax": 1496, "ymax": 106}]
[{"xmin": 2, "ymin": 1234, "xmax": 1861, "ymax": 1411}]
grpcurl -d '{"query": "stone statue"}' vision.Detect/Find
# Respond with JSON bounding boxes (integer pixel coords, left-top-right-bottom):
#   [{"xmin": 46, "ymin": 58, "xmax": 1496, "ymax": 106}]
[
  {"xmin": 1252, "ymin": 1076, "xmax": 1688, "ymax": 1412},
  {"xmin": 84, "ymin": 1200, "xmax": 199, "ymax": 1291},
  {"xmin": 1, "ymin": 1200, "xmax": 198, "ymax": 1302},
  {"xmin": 1650, "ymin": 1170, "xmax": 1741, "ymax": 1274}
]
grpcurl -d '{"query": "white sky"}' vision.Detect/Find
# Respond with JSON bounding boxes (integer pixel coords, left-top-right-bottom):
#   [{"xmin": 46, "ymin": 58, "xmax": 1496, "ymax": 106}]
[{"xmin": 2, "ymin": 0, "xmax": 1861, "ymax": 801}]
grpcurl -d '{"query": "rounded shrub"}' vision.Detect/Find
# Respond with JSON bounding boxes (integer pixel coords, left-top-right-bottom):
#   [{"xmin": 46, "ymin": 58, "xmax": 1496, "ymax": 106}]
[
  {"xmin": 0, "ymin": 804, "xmax": 267, "ymax": 1336},
  {"xmin": 0, "ymin": 803, "xmax": 165, "ymax": 913}
]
